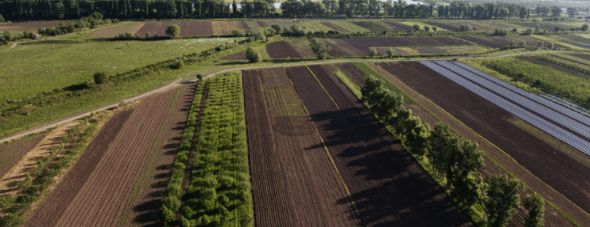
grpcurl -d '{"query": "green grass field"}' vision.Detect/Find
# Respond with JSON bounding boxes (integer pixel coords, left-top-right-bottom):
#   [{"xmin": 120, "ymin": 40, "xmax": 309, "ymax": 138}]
[{"xmin": 0, "ymin": 38, "xmax": 243, "ymax": 103}]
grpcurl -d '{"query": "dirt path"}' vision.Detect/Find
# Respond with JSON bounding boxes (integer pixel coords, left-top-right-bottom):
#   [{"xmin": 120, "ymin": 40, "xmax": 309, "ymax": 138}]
[
  {"xmin": 0, "ymin": 123, "xmax": 77, "ymax": 196},
  {"xmin": 0, "ymin": 49, "xmax": 571, "ymax": 144},
  {"xmin": 9, "ymin": 43, "xmax": 16, "ymax": 49}
]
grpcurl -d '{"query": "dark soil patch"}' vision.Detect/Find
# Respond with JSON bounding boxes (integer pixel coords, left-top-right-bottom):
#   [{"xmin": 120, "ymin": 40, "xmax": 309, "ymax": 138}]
[
  {"xmin": 320, "ymin": 22, "xmax": 349, "ymax": 33},
  {"xmin": 266, "ymin": 41, "xmax": 303, "ymax": 59}
]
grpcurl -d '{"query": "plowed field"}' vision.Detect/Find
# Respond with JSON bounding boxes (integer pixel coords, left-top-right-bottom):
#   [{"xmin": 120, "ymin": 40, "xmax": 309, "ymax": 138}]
[
  {"xmin": 0, "ymin": 21, "xmax": 64, "ymax": 32},
  {"xmin": 384, "ymin": 62, "xmax": 590, "ymax": 224},
  {"xmin": 244, "ymin": 67, "xmax": 361, "ymax": 227},
  {"xmin": 47, "ymin": 89, "xmax": 176, "ymax": 227},
  {"xmin": 135, "ymin": 21, "xmax": 213, "ymax": 37},
  {"xmin": 92, "ymin": 22, "xmax": 145, "ymax": 38},
  {"xmin": 266, "ymin": 40, "xmax": 303, "ymax": 59},
  {"xmin": 458, "ymin": 36, "xmax": 565, "ymax": 49},
  {"xmin": 371, "ymin": 63, "xmax": 576, "ymax": 227},
  {"xmin": 382, "ymin": 22, "xmax": 413, "ymax": 31},
  {"xmin": 118, "ymin": 84, "xmax": 196, "ymax": 226},
  {"xmin": 218, "ymin": 51, "xmax": 247, "ymax": 60},
  {"xmin": 0, "ymin": 134, "xmax": 45, "ymax": 178},
  {"xmin": 25, "ymin": 109, "xmax": 133, "ymax": 227},
  {"xmin": 320, "ymin": 22, "xmax": 349, "ymax": 33},
  {"xmin": 337, "ymin": 63, "xmax": 366, "ymax": 88},
  {"xmin": 286, "ymin": 65, "xmax": 470, "ymax": 226}
]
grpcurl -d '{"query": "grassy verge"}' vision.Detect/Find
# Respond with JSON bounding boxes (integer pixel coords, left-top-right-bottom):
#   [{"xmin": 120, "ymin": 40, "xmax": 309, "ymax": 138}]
[
  {"xmin": 531, "ymin": 35, "xmax": 586, "ymax": 50},
  {"xmin": 350, "ymin": 62, "xmax": 416, "ymax": 104}
]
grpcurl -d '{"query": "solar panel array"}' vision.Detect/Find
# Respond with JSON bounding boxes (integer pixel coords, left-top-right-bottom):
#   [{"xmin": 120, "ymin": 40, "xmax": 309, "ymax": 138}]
[
  {"xmin": 540, "ymin": 94, "xmax": 590, "ymax": 117},
  {"xmin": 420, "ymin": 61, "xmax": 590, "ymax": 155}
]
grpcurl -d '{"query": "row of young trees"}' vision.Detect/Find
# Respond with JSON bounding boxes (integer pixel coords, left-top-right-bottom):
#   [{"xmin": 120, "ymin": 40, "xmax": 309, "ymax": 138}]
[{"xmin": 361, "ymin": 75, "xmax": 545, "ymax": 226}]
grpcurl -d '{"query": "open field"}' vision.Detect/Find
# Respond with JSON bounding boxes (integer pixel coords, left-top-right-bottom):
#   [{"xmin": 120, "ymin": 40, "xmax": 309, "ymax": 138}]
[
  {"xmin": 135, "ymin": 21, "xmax": 213, "ymax": 37},
  {"xmin": 40, "ymin": 90, "xmax": 176, "ymax": 226},
  {"xmin": 457, "ymin": 35, "xmax": 566, "ymax": 49},
  {"xmin": 212, "ymin": 21, "xmax": 252, "ymax": 35},
  {"xmin": 244, "ymin": 67, "xmax": 361, "ymax": 226},
  {"xmin": 370, "ymin": 62, "xmax": 588, "ymax": 226},
  {"xmin": 289, "ymin": 64, "xmax": 469, "ymax": 226},
  {"xmin": 0, "ymin": 133, "xmax": 45, "ymax": 179},
  {"xmin": 545, "ymin": 35, "xmax": 590, "ymax": 49},
  {"xmin": 91, "ymin": 22, "xmax": 146, "ymax": 38},
  {"xmin": 385, "ymin": 61, "xmax": 590, "ymax": 222},
  {"xmin": 25, "ymin": 109, "xmax": 133, "ymax": 226},
  {"xmin": 0, "ymin": 38, "xmax": 240, "ymax": 103},
  {"xmin": 427, "ymin": 20, "xmax": 523, "ymax": 32},
  {"xmin": 0, "ymin": 21, "xmax": 65, "ymax": 32}
]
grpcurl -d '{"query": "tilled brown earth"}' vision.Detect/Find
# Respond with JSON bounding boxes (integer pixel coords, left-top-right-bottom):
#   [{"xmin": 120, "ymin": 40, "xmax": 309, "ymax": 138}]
[
  {"xmin": 266, "ymin": 41, "xmax": 303, "ymax": 59},
  {"xmin": 25, "ymin": 109, "xmax": 134, "ymax": 227},
  {"xmin": 244, "ymin": 68, "xmax": 361, "ymax": 227},
  {"xmin": 381, "ymin": 62, "xmax": 590, "ymax": 225},
  {"xmin": 288, "ymin": 65, "xmax": 470, "ymax": 227},
  {"xmin": 46, "ymin": 90, "xmax": 176, "ymax": 227}
]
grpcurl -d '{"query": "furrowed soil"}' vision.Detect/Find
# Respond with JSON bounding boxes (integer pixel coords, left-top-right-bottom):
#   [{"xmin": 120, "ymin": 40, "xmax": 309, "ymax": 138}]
[
  {"xmin": 0, "ymin": 21, "xmax": 64, "ymax": 32},
  {"xmin": 266, "ymin": 40, "xmax": 303, "ymax": 59},
  {"xmin": 320, "ymin": 22, "xmax": 349, "ymax": 33},
  {"xmin": 457, "ymin": 36, "xmax": 565, "ymax": 49},
  {"xmin": 25, "ymin": 109, "xmax": 134, "ymax": 227},
  {"xmin": 567, "ymin": 53, "xmax": 590, "ymax": 62},
  {"xmin": 50, "ymin": 89, "xmax": 176, "ymax": 227},
  {"xmin": 118, "ymin": 84, "xmax": 196, "ymax": 226},
  {"xmin": 326, "ymin": 37, "xmax": 469, "ymax": 56},
  {"xmin": 382, "ymin": 22, "xmax": 413, "ymax": 31},
  {"xmin": 243, "ymin": 68, "xmax": 361, "ymax": 227},
  {"xmin": 287, "ymin": 65, "xmax": 470, "ymax": 227},
  {"xmin": 0, "ymin": 123, "xmax": 75, "ymax": 196},
  {"xmin": 0, "ymin": 134, "xmax": 45, "ymax": 179},
  {"xmin": 337, "ymin": 63, "xmax": 366, "ymax": 88},
  {"xmin": 135, "ymin": 22, "xmax": 213, "ymax": 37},
  {"xmin": 92, "ymin": 22, "xmax": 146, "ymax": 38},
  {"xmin": 370, "ymin": 63, "xmax": 575, "ymax": 227},
  {"xmin": 378, "ymin": 62, "xmax": 590, "ymax": 226}
]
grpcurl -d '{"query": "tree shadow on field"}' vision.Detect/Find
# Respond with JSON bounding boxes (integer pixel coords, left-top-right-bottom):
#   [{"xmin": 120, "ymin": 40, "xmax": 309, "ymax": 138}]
[{"xmin": 305, "ymin": 107, "xmax": 469, "ymax": 227}]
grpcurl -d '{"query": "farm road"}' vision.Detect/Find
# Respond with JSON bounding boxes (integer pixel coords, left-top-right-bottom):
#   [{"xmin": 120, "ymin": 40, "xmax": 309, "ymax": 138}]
[{"xmin": 0, "ymin": 49, "xmax": 572, "ymax": 144}]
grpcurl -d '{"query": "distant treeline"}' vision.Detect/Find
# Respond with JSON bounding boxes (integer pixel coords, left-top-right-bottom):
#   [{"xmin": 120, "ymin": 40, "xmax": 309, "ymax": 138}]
[{"xmin": 0, "ymin": 0, "xmax": 562, "ymax": 21}]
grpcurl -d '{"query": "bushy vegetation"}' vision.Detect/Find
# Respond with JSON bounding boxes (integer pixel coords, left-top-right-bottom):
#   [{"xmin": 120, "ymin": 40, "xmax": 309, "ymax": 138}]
[
  {"xmin": 165, "ymin": 24, "xmax": 181, "ymax": 39},
  {"xmin": 37, "ymin": 12, "xmax": 116, "ymax": 37},
  {"xmin": 352, "ymin": 63, "xmax": 415, "ymax": 104},
  {"xmin": 309, "ymin": 38, "xmax": 330, "ymax": 60},
  {"xmin": 0, "ymin": 116, "xmax": 101, "ymax": 226},
  {"xmin": 245, "ymin": 47, "xmax": 262, "ymax": 63},
  {"xmin": 179, "ymin": 73, "xmax": 251, "ymax": 226},
  {"xmin": 471, "ymin": 57, "xmax": 590, "ymax": 109}
]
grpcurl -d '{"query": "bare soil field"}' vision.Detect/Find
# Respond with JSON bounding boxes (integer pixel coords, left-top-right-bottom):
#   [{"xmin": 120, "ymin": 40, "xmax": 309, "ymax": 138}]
[
  {"xmin": 320, "ymin": 22, "xmax": 349, "ymax": 33},
  {"xmin": 337, "ymin": 37, "xmax": 469, "ymax": 56},
  {"xmin": 382, "ymin": 62, "xmax": 590, "ymax": 224},
  {"xmin": 243, "ymin": 68, "xmax": 361, "ymax": 227},
  {"xmin": 0, "ymin": 21, "xmax": 64, "ymax": 32},
  {"xmin": 337, "ymin": 63, "xmax": 366, "ymax": 88},
  {"xmin": 458, "ymin": 36, "xmax": 565, "ymax": 49},
  {"xmin": 371, "ymin": 62, "xmax": 587, "ymax": 226},
  {"xmin": 218, "ymin": 51, "xmax": 247, "ymax": 60},
  {"xmin": 135, "ymin": 22, "xmax": 213, "ymax": 37},
  {"xmin": 266, "ymin": 40, "xmax": 303, "ymax": 59},
  {"xmin": 49, "ymin": 89, "xmax": 176, "ymax": 227},
  {"xmin": 212, "ymin": 21, "xmax": 252, "ymax": 35},
  {"xmin": 25, "ymin": 109, "xmax": 133, "ymax": 227},
  {"xmin": 118, "ymin": 84, "xmax": 195, "ymax": 226},
  {"xmin": 0, "ymin": 134, "xmax": 45, "ymax": 179},
  {"xmin": 382, "ymin": 22, "xmax": 413, "ymax": 31},
  {"xmin": 92, "ymin": 22, "xmax": 145, "ymax": 38},
  {"xmin": 287, "ymin": 65, "xmax": 470, "ymax": 226}
]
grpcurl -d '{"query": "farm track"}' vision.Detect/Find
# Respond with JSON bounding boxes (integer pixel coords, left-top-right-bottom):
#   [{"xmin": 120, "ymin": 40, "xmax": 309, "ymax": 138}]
[
  {"xmin": 25, "ymin": 109, "xmax": 133, "ymax": 227},
  {"xmin": 375, "ymin": 62, "xmax": 590, "ymax": 226},
  {"xmin": 288, "ymin": 65, "xmax": 470, "ymax": 227},
  {"xmin": 0, "ymin": 134, "xmax": 45, "ymax": 179},
  {"xmin": 50, "ymin": 89, "xmax": 176, "ymax": 227},
  {"xmin": 369, "ymin": 64, "xmax": 574, "ymax": 227},
  {"xmin": 118, "ymin": 84, "xmax": 196, "ymax": 227},
  {"xmin": 244, "ymin": 68, "xmax": 361, "ymax": 227}
]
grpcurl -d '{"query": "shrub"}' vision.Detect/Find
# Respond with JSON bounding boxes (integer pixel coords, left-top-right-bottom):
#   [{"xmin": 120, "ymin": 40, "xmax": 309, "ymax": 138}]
[
  {"xmin": 432, "ymin": 26, "xmax": 438, "ymax": 31},
  {"xmin": 386, "ymin": 47, "xmax": 394, "ymax": 58},
  {"xmin": 271, "ymin": 24, "xmax": 282, "ymax": 33},
  {"xmin": 519, "ymin": 41, "xmax": 526, "ymax": 47},
  {"xmin": 526, "ymin": 28, "xmax": 533, "ymax": 34},
  {"xmin": 583, "ymin": 24, "xmax": 589, "ymax": 31},
  {"xmin": 197, "ymin": 74, "xmax": 203, "ymax": 80},
  {"xmin": 170, "ymin": 61, "xmax": 184, "ymax": 69},
  {"xmin": 309, "ymin": 38, "xmax": 330, "ymax": 60},
  {"xmin": 0, "ymin": 14, "xmax": 4, "ymax": 22},
  {"xmin": 245, "ymin": 47, "xmax": 262, "ymax": 62},
  {"xmin": 231, "ymin": 29, "xmax": 244, "ymax": 37},
  {"xmin": 537, "ymin": 41, "xmax": 543, "ymax": 48},
  {"xmin": 424, "ymin": 26, "xmax": 430, "ymax": 32},
  {"xmin": 93, "ymin": 72, "xmax": 109, "ymax": 84},
  {"xmin": 547, "ymin": 42, "xmax": 554, "ymax": 49},
  {"xmin": 369, "ymin": 48, "xmax": 377, "ymax": 58},
  {"xmin": 413, "ymin": 24, "xmax": 420, "ymax": 31},
  {"xmin": 145, "ymin": 32, "xmax": 151, "ymax": 39},
  {"xmin": 165, "ymin": 24, "xmax": 181, "ymax": 39}
]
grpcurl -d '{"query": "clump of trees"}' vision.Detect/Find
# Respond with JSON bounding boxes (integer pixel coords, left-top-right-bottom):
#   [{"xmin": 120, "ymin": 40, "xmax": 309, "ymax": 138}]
[
  {"xmin": 309, "ymin": 38, "xmax": 330, "ymax": 60},
  {"xmin": 246, "ymin": 47, "xmax": 262, "ymax": 62},
  {"xmin": 362, "ymin": 75, "xmax": 544, "ymax": 226},
  {"xmin": 165, "ymin": 24, "xmax": 181, "ymax": 39},
  {"xmin": 0, "ymin": 13, "xmax": 4, "ymax": 22},
  {"xmin": 460, "ymin": 24, "xmax": 471, "ymax": 31},
  {"xmin": 493, "ymin": 28, "xmax": 509, "ymax": 36},
  {"xmin": 93, "ymin": 72, "xmax": 109, "ymax": 84}
]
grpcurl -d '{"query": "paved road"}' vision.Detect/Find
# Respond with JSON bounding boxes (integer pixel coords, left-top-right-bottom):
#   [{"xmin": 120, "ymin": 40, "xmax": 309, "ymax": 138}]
[{"xmin": 0, "ymin": 49, "xmax": 572, "ymax": 143}]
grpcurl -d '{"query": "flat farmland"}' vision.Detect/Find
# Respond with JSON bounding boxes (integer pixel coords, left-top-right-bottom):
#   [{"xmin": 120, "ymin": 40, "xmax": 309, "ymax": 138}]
[
  {"xmin": 457, "ymin": 36, "xmax": 565, "ymax": 49},
  {"xmin": 25, "ymin": 109, "xmax": 133, "ymax": 227},
  {"xmin": 92, "ymin": 22, "xmax": 145, "ymax": 38},
  {"xmin": 0, "ymin": 133, "xmax": 45, "ymax": 179},
  {"xmin": 286, "ymin": 65, "xmax": 470, "ymax": 226},
  {"xmin": 218, "ymin": 51, "xmax": 247, "ymax": 60},
  {"xmin": 44, "ymin": 89, "xmax": 176, "ymax": 227},
  {"xmin": 382, "ymin": 22, "xmax": 413, "ymax": 31},
  {"xmin": 0, "ymin": 21, "xmax": 64, "ymax": 32},
  {"xmin": 212, "ymin": 21, "xmax": 252, "ymax": 35},
  {"xmin": 244, "ymin": 67, "xmax": 361, "ymax": 226},
  {"xmin": 320, "ymin": 22, "xmax": 349, "ymax": 33},
  {"xmin": 266, "ymin": 40, "xmax": 303, "ymax": 59},
  {"xmin": 385, "ymin": 61, "xmax": 590, "ymax": 223},
  {"xmin": 135, "ymin": 21, "xmax": 213, "ymax": 37},
  {"xmin": 352, "ymin": 21, "xmax": 393, "ymax": 32},
  {"xmin": 117, "ymin": 84, "xmax": 195, "ymax": 226}
]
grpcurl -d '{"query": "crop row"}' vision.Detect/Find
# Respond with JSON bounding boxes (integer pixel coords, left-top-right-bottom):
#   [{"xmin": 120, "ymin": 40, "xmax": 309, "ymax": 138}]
[{"xmin": 161, "ymin": 73, "xmax": 251, "ymax": 227}]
